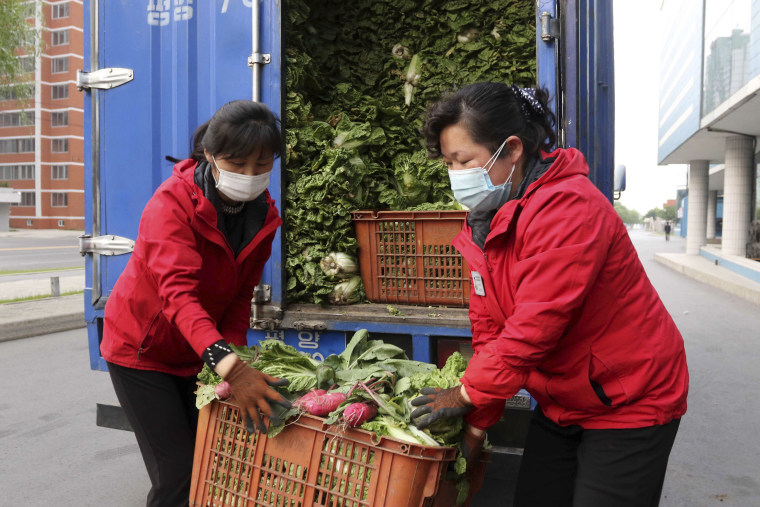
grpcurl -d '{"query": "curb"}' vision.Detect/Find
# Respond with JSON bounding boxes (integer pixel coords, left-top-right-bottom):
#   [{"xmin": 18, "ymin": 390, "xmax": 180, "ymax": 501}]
[
  {"xmin": 0, "ymin": 312, "xmax": 85, "ymax": 342},
  {"xmin": 655, "ymin": 253, "xmax": 760, "ymax": 306},
  {"xmin": 0, "ymin": 294, "xmax": 87, "ymax": 343}
]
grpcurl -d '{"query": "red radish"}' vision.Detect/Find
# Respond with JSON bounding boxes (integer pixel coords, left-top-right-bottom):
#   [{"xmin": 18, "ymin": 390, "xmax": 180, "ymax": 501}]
[
  {"xmin": 343, "ymin": 402, "xmax": 378, "ymax": 427},
  {"xmin": 215, "ymin": 381, "xmax": 232, "ymax": 400},
  {"xmin": 294, "ymin": 389, "xmax": 327, "ymax": 408},
  {"xmin": 299, "ymin": 391, "xmax": 347, "ymax": 416}
]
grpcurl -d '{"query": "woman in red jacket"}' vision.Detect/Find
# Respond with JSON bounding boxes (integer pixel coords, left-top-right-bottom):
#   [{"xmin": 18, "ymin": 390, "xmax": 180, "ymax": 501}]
[
  {"xmin": 101, "ymin": 100, "xmax": 291, "ymax": 507},
  {"xmin": 410, "ymin": 83, "xmax": 689, "ymax": 506}
]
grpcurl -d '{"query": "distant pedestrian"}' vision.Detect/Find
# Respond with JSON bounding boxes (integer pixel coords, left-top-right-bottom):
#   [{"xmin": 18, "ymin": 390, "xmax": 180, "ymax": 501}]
[{"xmin": 665, "ymin": 222, "xmax": 672, "ymax": 241}]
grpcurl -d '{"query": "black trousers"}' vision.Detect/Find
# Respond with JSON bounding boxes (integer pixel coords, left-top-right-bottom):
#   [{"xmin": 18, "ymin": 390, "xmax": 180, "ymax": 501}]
[
  {"xmin": 107, "ymin": 362, "xmax": 199, "ymax": 507},
  {"xmin": 514, "ymin": 408, "xmax": 680, "ymax": 507}
]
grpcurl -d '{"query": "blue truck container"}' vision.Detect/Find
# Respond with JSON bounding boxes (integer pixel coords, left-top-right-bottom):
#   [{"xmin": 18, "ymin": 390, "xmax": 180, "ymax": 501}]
[{"xmin": 78, "ymin": 0, "xmax": 613, "ymax": 502}]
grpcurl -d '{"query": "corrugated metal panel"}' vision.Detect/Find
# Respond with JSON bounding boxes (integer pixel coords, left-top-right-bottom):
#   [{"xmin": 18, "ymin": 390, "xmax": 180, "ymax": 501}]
[
  {"xmin": 563, "ymin": 0, "xmax": 615, "ymax": 201},
  {"xmin": 84, "ymin": 0, "xmax": 262, "ymax": 370}
]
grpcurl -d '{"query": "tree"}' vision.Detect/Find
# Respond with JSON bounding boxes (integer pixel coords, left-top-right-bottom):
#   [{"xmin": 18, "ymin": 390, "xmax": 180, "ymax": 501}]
[
  {"xmin": 614, "ymin": 202, "xmax": 641, "ymax": 225},
  {"xmin": 0, "ymin": 0, "xmax": 42, "ymax": 103},
  {"xmin": 643, "ymin": 207, "xmax": 665, "ymax": 220},
  {"xmin": 662, "ymin": 204, "xmax": 677, "ymax": 222}
]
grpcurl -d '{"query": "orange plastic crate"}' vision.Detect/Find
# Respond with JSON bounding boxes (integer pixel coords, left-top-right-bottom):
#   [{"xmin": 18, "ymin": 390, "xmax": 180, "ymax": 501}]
[
  {"xmin": 190, "ymin": 400, "xmax": 485, "ymax": 507},
  {"xmin": 351, "ymin": 210, "xmax": 471, "ymax": 307}
]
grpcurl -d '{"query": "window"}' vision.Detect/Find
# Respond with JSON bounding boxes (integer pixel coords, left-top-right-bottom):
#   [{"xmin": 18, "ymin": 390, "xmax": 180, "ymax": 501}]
[
  {"xmin": 18, "ymin": 56, "xmax": 35, "ymax": 73},
  {"xmin": 19, "ymin": 192, "xmax": 35, "ymax": 207},
  {"xmin": 51, "ymin": 30, "xmax": 69, "ymax": 47},
  {"xmin": 51, "ymin": 3, "xmax": 70, "ymax": 19},
  {"xmin": 0, "ymin": 138, "xmax": 34, "ymax": 153},
  {"xmin": 51, "ymin": 111, "xmax": 68, "ymax": 127},
  {"xmin": 51, "ymin": 84, "xmax": 68, "ymax": 100},
  {"xmin": 0, "ymin": 84, "xmax": 34, "ymax": 101},
  {"xmin": 51, "ymin": 57, "xmax": 68, "ymax": 74},
  {"xmin": 51, "ymin": 192, "xmax": 68, "ymax": 207},
  {"xmin": 51, "ymin": 165, "xmax": 68, "ymax": 180},
  {"xmin": 58, "ymin": 219, "xmax": 65, "ymax": 227},
  {"xmin": 0, "ymin": 164, "xmax": 34, "ymax": 180},
  {"xmin": 18, "ymin": 165, "xmax": 34, "ymax": 179},
  {"xmin": 0, "ymin": 111, "xmax": 34, "ymax": 127},
  {"xmin": 51, "ymin": 138, "xmax": 68, "ymax": 153}
]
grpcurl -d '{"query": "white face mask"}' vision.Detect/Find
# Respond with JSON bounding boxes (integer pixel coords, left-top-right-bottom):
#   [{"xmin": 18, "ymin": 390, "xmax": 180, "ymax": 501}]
[
  {"xmin": 447, "ymin": 138, "xmax": 515, "ymax": 210},
  {"xmin": 212, "ymin": 155, "xmax": 270, "ymax": 202}
]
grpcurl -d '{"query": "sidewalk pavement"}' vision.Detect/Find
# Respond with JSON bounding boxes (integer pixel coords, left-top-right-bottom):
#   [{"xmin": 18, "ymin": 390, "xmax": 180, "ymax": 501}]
[
  {"xmin": 0, "ymin": 270, "xmax": 85, "ymax": 300},
  {"xmin": 655, "ymin": 248, "xmax": 760, "ymax": 306},
  {"xmin": 0, "ymin": 269, "xmax": 85, "ymax": 342},
  {"xmin": 0, "ymin": 294, "xmax": 84, "ymax": 342}
]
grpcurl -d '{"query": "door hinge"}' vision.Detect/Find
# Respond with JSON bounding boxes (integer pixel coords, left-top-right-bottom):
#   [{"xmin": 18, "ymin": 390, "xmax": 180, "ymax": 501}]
[
  {"xmin": 247, "ymin": 53, "xmax": 271, "ymax": 66},
  {"xmin": 76, "ymin": 68, "xmax": 134, "ymax": 91},
  {"xmin": 250, "ymin": 285, "xmax": 282, "ymax": 330},
  {"xmin": 79, "ymin": 234, "xmax": 135, "ymax": 256},
  {"xmin": 540, "ymin": 11, "xmax": 560, "ymax": 42}
]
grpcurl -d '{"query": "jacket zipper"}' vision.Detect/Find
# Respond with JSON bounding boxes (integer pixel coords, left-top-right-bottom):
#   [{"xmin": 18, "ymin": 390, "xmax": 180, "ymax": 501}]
[{"xmin": 483, "ymin": 252, "xmax": 492, "ymax": 272}]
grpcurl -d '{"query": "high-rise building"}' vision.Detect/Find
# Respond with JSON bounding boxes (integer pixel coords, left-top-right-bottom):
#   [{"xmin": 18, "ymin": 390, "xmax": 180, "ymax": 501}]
[{"xmin": 0, "ymin": 1, "xmax": 84, "ymax": 230}]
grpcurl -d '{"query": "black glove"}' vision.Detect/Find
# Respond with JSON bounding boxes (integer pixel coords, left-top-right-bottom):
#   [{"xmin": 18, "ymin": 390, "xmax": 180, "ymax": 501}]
[
  {"xmin": 410, "ymin": 386, "xmax": 472, "ymax": 429},
  {"xmin": 224, "ymin": 361, "xmax": 292, "ymax": 433}
]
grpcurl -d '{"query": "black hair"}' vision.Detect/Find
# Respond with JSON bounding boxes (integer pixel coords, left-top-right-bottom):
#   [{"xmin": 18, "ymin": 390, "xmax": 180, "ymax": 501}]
[
  {"xmin": 190, "ymin": 100, "xmax": 282, "ymax": 162},
  {"xmin": 422, "ymin": 82, "xmax": 556, "ymax": 161}
]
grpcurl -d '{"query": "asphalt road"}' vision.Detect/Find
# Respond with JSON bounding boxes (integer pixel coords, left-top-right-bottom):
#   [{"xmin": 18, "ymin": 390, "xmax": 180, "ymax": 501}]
[
  {"xmin": 0, "ymin": 230, "xmax": 84, "ymax": 272},
  {"xmin": 2, "ymin": 229, "xmax": 759, "ymax": 506},
  {"xmin": 1, "ymin": 328, "xmax": 147, "ymax": 506},
  {"xmin": 631, "ymin": 230, "xmax": 760, "ymax": 507}
]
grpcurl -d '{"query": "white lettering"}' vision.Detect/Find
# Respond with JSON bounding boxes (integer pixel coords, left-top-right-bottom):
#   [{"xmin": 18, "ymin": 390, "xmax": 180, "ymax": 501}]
[
  {"xmin": 297, "ymin": 331, "xmax": 320, "ymax": 349},
  {"xmin": 147, "ymin": 0, "xmax": 170, "ymax": 26},
  {"xmin": 173, "ymin": 0, "xmax": 193, "ymax": 21},
  {"xmin": 264, "ymin": 330, "xmax": 285, "ymax": 341}
]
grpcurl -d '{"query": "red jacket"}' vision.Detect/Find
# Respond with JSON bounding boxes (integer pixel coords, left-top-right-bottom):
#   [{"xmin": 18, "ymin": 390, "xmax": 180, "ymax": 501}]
[
  {"xmin": 454, "ymin": 148, "xmax": 688, "ymax": 430},
  {"xmin": 101, "ymin": 159, "xmax": 282, "ymax": 377}
]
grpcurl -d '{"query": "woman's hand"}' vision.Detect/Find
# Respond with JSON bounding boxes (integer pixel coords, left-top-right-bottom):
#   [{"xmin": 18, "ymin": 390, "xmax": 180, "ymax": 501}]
[
  {"xmin": 221, "ymin": 358, "xmax": 292, "ymax": 433},
  {"xmin": 462, "ymin": 424, "xmax": 487, "ymax": 473},
  {"xmin": 410, "ymin": 385, "xmax": 473, "ymax": 429}
]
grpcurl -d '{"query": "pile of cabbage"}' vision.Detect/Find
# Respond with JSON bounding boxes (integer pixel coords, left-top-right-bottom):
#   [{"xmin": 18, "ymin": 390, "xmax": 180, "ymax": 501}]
[{"xmin": 284, "ymin": 0, "xmax": 536, "ymax": 303}]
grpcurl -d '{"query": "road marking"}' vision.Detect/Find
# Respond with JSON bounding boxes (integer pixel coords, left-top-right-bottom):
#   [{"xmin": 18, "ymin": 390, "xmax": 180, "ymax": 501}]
[{"xmin": 0, "ymin": 246, "xmax": 79, "ymax": 252}]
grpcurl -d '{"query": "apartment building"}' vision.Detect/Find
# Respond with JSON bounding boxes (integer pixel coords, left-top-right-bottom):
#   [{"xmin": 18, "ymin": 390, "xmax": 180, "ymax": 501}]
[{"xmin": 0, "ymin": 0, "xmax": 84, "ymax": 230}]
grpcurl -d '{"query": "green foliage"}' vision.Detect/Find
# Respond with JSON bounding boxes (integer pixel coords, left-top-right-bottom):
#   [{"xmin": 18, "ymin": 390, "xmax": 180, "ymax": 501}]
[
  {"xmin": 614, "ymin": 202, "xmax": 641, "ymax": 225},
  {"xmin": 643, "ymin": 207, "xmax": 665, "ymax": 220},
  {"xmin": 0, "ymin": 0, "xmax": 42, "ymax": 104},
  {"xmin": 284, "ymin": 0, "xmax": 537, "ymax": 303},
  {"xmin": 256, "ymin": 339, "xmax": 328, "ymax": 392},
  {"xmin": 662, "ymin": 204, "xmax": 677, "ymax": 222}
]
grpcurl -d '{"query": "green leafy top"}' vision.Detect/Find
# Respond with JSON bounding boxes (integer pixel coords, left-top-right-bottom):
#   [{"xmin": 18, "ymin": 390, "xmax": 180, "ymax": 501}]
[{"xmin": 283, "ymin": 0, "xmax": 536, "ymax": 303}]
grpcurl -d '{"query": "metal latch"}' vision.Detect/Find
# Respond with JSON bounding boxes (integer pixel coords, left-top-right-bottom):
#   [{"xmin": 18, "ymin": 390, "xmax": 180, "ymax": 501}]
[
  {"xmin": 250, "ymin": 284, "xmax": 281, "ymax": 330},
  {"xmin": 250, "ymin": 306, "xmax": 283, "ymax": 331},
  {"xmin": 292, "ymin": 321, "xmax": 327, "ymax": 331},
  {"xmin": 504, "ymin": 392, "xmax": 533, "ymax": 410},
  {"xmin": 79, "ymin": 234, "xmax": 135, "ymax": 256},
  {"xmin": 247, "ymin": 53, "xmax": 271, "ymax": 66},
  {"xmin": 76, "ymin": 68, "xmax": 134, "ymax": 91},
  {"xmin": 540, "ymin": 11, "xmax": 560, "ymax": 42},
  {"xmin": 252, "ymin": 284, "xmax": 271, "ymax": 304}
]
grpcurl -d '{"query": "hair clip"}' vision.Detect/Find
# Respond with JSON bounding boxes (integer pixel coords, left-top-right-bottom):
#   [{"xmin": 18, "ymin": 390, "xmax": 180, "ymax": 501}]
[{"xmin": 511, "ymin": 85, "xmax": 545, "ymax": 119}]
